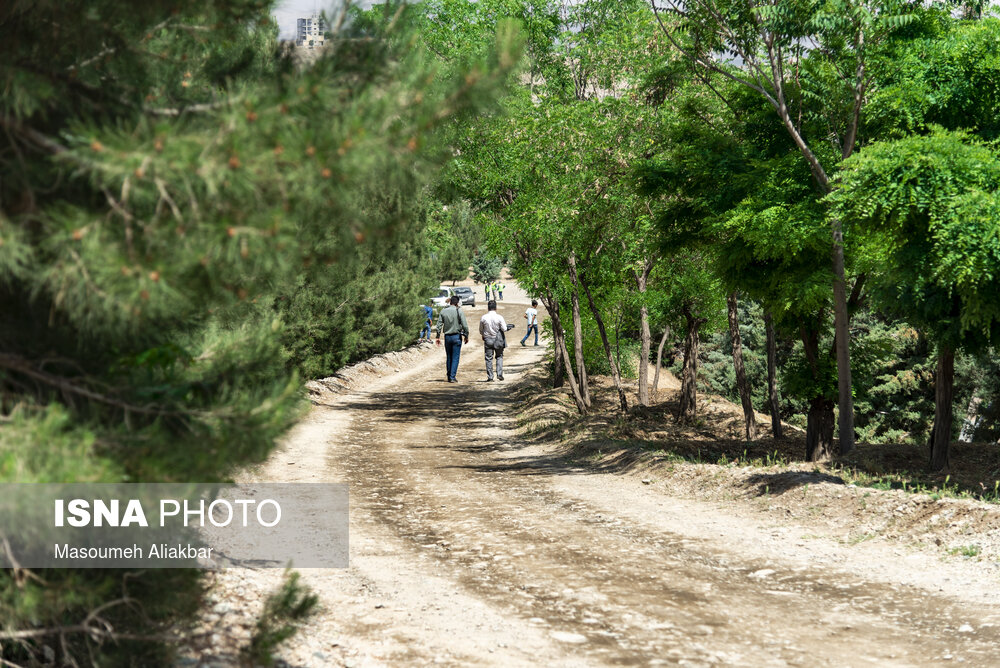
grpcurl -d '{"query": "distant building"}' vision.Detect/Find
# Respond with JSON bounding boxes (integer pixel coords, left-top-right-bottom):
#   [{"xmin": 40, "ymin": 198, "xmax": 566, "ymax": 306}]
[{"xmin": 296, "ymin": 14, "xmax": 327, "ymax": 48}]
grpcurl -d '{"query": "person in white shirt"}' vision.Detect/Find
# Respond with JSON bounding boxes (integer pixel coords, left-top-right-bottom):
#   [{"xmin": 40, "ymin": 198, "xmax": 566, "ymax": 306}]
[
  {"xmin": 521, "ymin": 300, "xmax": 539, "ymax": 346},
  {"xmin": 479, "ymin": 300, "xmax": 510, "ymax": 381}
]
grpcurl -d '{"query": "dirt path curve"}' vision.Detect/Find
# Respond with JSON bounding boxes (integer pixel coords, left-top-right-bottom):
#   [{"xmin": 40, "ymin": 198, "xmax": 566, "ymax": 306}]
[{"xmin": 242, "ymin": 292, "xmax": 1000, "ymax": 667}]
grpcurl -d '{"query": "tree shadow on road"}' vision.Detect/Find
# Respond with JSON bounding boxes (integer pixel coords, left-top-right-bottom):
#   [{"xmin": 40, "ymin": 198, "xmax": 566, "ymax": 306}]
[{"xmin": 743, "ymin": 471, "xmax": 847, "ymax": 497}]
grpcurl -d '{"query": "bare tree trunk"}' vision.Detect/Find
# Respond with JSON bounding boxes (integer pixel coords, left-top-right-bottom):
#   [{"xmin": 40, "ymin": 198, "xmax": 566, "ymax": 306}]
[
  {"xmin": 831, "ymin": 221, "xmax": 856, "ymax": 455},
  {"xmin": 653, "ymin": 325, "xmax": 670, "ymax": 393},
  {"xmin": 638, "ymin": 303, "xmax": 652, "ymax": 406},
  {"xmin": 801, "ymin": 326, "xmax": 835, "ymax": 461},
  {"xmin": 959, "ymin": 393, "xmax": 982, "ymax": 443},
  {"xmin": 679, "ymin": 306, "xmax": 704, "ymax": 420},
  {"xmin": 544, "ymin": 293, "xmax": 587, "ymax": 414},
  {"xmin": 553, "ymin": 339, "xmax": 565, "ymax": 388},
  {"xmin": 614, "ymin": 310, "xmax": 623, "ymax": 375},
  {"xmin": 806, "ymin": 397, "xmax": 835, "ymax": 461},
  {"xmin": 764, "ymin": 311, "xmax": 783, "ymax": 439},
  {"xmin": 727, "ymin": 291, "xmax": 757, "ymax": 441},
  {"xmin": 930, "ymin": 344, "xmax": 955, "ymax": 472},
  {"xmin": 566, "ymin": 253, "xmax": 591, "ymax": 408},
  {"xmin": 580, "ymin": 277, "xmax": 628, "ymax": 413},
  {"xmin": 631, "ymin": 261, "xmax": 656, "ymax": 407}
]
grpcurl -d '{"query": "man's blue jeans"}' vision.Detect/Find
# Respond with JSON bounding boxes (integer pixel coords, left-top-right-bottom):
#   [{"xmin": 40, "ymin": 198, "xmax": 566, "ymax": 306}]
[
  {"xmin": 521, "ymin": 324, "xmax": 539, "ymax": 345},
  {"xmin": 444, "ymin": 333, "xmax": 462, "ymax": 380},
  {"xmin": 421, "ymin": 322, "xmax": 432, "ymax": 340}
]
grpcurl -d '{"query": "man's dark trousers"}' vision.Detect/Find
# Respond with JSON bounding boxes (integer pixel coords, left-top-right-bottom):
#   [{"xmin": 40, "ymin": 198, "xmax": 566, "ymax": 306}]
[{"xmin": 444, "ymin": 333, "xmax": 462, "ymax": 380}]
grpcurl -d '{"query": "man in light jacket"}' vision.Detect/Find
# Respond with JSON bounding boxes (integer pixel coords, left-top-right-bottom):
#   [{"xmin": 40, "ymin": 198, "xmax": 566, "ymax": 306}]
[{"xmin": 479, "ymin": 300, "xmax": 510, "ymax": 381}]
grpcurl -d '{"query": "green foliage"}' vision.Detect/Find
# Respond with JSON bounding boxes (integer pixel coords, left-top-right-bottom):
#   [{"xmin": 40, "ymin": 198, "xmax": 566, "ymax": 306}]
[
  {"xmin": 831, "ymin": 129, "xmax": 1000, "ymax": 351},
  {"xmin": 277, "ymin": 237, "xmax": 436, "ymax": 379},
  {"xmin": 0, "ymin": 0, "xmax": 518, "ymax": 661},
  {"xmin": 242, "ymin": 570, "xmax": 319, "ymax": 666},
  {"xmin": 867, "ymin": 18, "xmax": 1000, "ymax": 141},
  {"xmin": 471, "ymin": 247, "xmax": 503, "ymax": 284},
  {"xmin": 563, "ymin": 300, "xmax": 642, "ymax": 379},
  {"xmin": 699, "ymin": 300, "xmax": 769, "ymax": 407},
  {"xmin": 426, "ymin": 200, "xmax": 480, "ymax": 283}
]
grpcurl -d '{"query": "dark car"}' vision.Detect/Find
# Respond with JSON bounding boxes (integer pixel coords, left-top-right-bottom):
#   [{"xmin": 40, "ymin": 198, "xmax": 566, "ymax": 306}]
[{"xmin": 453, "ymin": 286, "xmax": 476, "ymax": 307}]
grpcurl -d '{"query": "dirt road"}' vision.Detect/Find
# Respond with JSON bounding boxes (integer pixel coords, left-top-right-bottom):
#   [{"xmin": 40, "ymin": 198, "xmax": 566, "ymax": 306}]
[{"xmin": 226, "ymin": 292, "xmax": 1000, "ymax": 667}]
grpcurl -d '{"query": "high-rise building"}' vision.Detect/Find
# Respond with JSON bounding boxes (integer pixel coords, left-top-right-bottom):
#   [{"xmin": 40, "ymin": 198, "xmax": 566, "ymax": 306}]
[{"xmin": 296, "ymin": 14, "xmax": 327, "ymax": 48}]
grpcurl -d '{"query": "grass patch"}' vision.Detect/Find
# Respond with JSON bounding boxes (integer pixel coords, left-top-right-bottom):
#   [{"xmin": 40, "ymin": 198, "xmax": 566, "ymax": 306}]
[{"xmin": 947, "ymin": 544, "xmax": 982, "ymax": 558}]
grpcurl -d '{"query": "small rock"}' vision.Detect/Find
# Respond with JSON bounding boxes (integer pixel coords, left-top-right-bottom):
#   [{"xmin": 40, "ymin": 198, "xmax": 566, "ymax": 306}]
[
  {"xmin": 641, "ymin": 479, "xmax": 653, "ymax": 485},
  {"xmin": 550, "ymin": 631, "xmax": 588, "ymax": 644},
  {"xmin": 958, "ymin": 624, "xmax": 974, "ymax": 633},
  {"xmin": 749, "ymin": 569, "xmax": 776, "ymax": 579},
  {"xmin": 211, "ymin": 601, "xmax": 232, "ymax": 615}
]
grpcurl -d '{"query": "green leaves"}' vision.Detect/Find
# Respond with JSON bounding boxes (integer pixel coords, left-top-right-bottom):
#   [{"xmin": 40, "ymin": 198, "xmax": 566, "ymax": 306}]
[{"xmin": 832, "ymin": 128, "xmax": 1000, "ymax": 346}]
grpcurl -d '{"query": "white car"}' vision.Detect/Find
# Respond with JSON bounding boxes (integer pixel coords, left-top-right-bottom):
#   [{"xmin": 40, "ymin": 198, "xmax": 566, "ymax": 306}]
[{"xmin": 430, "ymin": 286, "xmax": 453, "ymax": 308}]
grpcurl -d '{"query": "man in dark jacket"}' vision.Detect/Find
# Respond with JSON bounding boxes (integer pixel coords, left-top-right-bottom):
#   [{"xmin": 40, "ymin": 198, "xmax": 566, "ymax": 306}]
[{"xmin": 436, "ymin": 295, "xmax": 469, "ymax": 382}]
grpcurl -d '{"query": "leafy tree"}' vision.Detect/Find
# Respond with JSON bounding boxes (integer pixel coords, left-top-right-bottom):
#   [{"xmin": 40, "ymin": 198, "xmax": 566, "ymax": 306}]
[
  {"xmin": 639, "ymin": 74, "xmax": 854, "ymax": 457},
  {"xmin": 831, "ymin": 129, "xmax": 1000, "ymax": 470},
  {"xmin": 659, "ymin": 251, "xmax": 724, "ymax": 419},
  {"xmin": 649, "ymin": 0, "xmax": 933, "ymax": 455}
]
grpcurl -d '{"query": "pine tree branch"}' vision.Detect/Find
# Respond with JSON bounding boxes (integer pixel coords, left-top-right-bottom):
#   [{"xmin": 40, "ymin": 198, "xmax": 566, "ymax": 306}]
[
  {"xmin": 0, "ymin": 353, "xmax": 175, "ymax": 417},
  {"xmin": 144, "ymin": 101, "xmax": 232, "ymax": 116},
  {"xmin": 0, "ymin": 115, "xmax": 68, "ymax": 155}
]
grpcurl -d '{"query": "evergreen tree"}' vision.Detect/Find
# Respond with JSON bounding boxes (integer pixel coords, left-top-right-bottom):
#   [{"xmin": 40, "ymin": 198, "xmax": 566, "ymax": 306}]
[
  {"xmin": 0, "ymin": 0, "xmax": 517, "ymax": 662},
  {"xmin": 471, "ymin": 249, "xmax": 503, "ymax": 284}
]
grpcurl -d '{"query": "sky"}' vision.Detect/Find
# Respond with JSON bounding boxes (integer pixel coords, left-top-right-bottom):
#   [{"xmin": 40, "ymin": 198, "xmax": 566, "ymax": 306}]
[{"xmin": 272, "ymin": 0, "xmax": 382, "ymax": 40}]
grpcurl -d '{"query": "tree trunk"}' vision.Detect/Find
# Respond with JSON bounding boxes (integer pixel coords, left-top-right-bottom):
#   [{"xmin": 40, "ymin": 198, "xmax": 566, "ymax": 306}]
[
  {"xmin": 553, "ymin": 339, "xmax": 565, "ymax": 388},
  {"xmin": 614, "ymin": 310, "xmax": 623, "ymax": 377},
  {"xmin": 800, "ymin": 325, "xmax": 834, "ymax": 460},
  {"xmin": 580, "ymin": 277, "xmax": 628, "ymax": 413},
  {"xmin": 566, "ymin": 253, "xmax": 591, "ymax": 408},
  {"xmin": 830, "ymin": 219, "xmax": 856, "ymax": 455},
  {"xmin": 805, "ymin": 397, "xmax": 836, "ymax": 462},
  {"xmin": 930, "ymin": 344, "xmax": 954, "ymax": 472},
  {"xmin": 727, "ymin": 291, "xmax": 757, "ymax": 441},
  {"xmin": 544, "ymin": 293, "xmax": 587, "ymax": 414},
  {"xmin": 637, "ymin": 303, "xmax": 652, "ymax": 406},
  {"xmin": 631, "ymin": 262, "xmax": 655, "ymax": 407},
  {"xmin": 532, "ymin": 276, "xmax": 562, "ymax": 389},
  {"xmin": 764, "ymin": 310, "xmax": 783, "ymax": 439},
  {"xmin": 679, "ymin": 306, "xmax": 703, "ymax": 420},
  {"xmin": 959, "ymin": 393, "xmax": 982, "ymax": 443},
  {"xmin": 653, "ymin": 325, "xmax": 670, "ymax": 393}
]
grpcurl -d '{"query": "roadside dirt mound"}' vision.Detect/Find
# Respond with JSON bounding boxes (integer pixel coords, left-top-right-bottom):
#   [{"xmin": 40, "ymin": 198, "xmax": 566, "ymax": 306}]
[
  {"xmin": 305, "ymin": 341, "xmax": 436, "ymax": 405},
  {"xmin": 517, "ymin": 366, "xmax": 1000, "ymax": 571}
]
